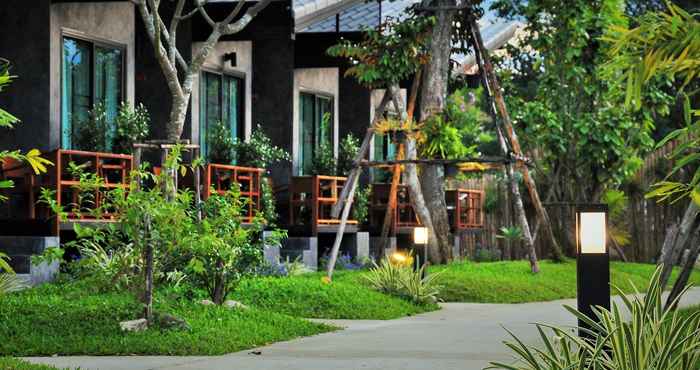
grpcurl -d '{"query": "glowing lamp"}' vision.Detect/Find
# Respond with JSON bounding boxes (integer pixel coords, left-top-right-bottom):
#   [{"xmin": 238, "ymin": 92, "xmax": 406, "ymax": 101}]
[
  {"xmin": 576, "ymin": 210, "xmax": 607, "ymax": 254},
  {"xmin": 413, "ymin": 227, "xmax": 429, "ymax": 245}
]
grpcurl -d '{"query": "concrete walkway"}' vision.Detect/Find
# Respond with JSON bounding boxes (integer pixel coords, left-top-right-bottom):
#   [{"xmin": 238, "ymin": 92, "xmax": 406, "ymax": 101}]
[{"xmin": 26, "ymin": 289, "xmax": 700, "ymax": 370}]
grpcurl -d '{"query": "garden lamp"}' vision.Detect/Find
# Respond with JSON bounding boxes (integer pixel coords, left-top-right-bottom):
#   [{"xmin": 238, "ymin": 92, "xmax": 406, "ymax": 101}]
[
  {"xmin": 575, "ymin": 204, "xmax": 610, "ymax": 338},
  {"xmin": 413, "ymin": 227, "xmax": 429, "ymax": 277}
]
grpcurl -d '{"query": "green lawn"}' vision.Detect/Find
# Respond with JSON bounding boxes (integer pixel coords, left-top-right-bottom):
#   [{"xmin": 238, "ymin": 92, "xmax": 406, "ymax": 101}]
[
  {"xmin": 233, "ymin": 271, "xmax": 439, "ymax": 319},
  {"xmin": 0, "ymin": 358, "xmax": 66, "ymax": 370},
  {"xmin": 429, "ymin": 260, "xmax": 700, "ymax": 303},
  {"xmin": 0, "ymin": 280, "xmax": 334, "ymax": 356}
]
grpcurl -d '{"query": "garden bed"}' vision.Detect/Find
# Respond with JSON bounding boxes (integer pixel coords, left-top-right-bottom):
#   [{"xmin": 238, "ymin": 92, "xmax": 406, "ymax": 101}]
[
  {"xmin": 0, "ymin": 279, "xmax": 335, "ymax": 356},
  {"xmin": 430, "ymin": 260, "xmax": 700, "ymax": 303},
  {"xmin": 234, "ymin": 271, "xmax": 439, "ymax": 319},
  {"xmin": 0, "ymin": 358, "xmax": 66, "ymax": 370}
]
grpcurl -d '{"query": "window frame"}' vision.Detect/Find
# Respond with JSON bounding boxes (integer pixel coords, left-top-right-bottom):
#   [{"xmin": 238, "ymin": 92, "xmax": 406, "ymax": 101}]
[
  {"xmin": 298, "ymin": 90, "xmax": 335, "ymax": 175},
  {"xmin": 60, "ymin": 29, "xmax": 126, "ymax": 150},
  {"xmin": 199, "ymin": 68, "xmax": 246, "ymax": 159}
]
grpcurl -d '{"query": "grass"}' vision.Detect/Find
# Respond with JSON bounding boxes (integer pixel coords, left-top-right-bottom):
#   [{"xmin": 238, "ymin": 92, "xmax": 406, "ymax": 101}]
[
  {"xmin": 0, "ymin": 279, "xmax": 334, "ymax": 356},
  {"xmin": 233, "ymin": 270, "xmax": 439, "ymax": 319},
  {"xmin": 0, "ymin": 358, "xmax": 67, "ymax": 370},
  {"xmin": 429, "ymin": 260, "xmax": 700, "ymax": 303}
]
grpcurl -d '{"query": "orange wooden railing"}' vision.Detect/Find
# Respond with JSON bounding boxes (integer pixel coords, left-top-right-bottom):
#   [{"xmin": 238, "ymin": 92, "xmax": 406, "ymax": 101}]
[
  {"xmin": 449, "ymin": 189, "xmax": 484, "ymax": 230},
  {"xmin": 1, "ymin": 149, "xmax": 133, "ymax": 235},
  {"xmin": 203, "ymin": 163, "xmax": 264, "ymax": 224},
  {"xmin": 289, "ymin": 175, "xmax": 357, "ymax": 235}
]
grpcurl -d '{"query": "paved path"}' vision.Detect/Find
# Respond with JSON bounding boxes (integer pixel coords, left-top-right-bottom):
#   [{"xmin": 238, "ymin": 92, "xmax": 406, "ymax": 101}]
[{"xmin": 26, "ymin": 289, "xmax": 700, "ymax": 370}]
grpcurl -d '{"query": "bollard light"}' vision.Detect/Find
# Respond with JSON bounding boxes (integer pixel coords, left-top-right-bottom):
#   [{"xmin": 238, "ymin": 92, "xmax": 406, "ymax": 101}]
[
  {"xmin": 575, "ymin": 204, "xmax": 610, "ymax": 338},
  {"xmin": 413, "ymin": 227, "xmax": 429, "ymax": 277}
]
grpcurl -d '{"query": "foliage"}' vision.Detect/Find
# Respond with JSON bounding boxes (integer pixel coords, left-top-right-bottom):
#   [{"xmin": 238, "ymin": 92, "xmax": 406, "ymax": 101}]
[
  {"xmin": 0, "ymin": 279, "xmax": 333, "ymax": 356},
  {"xmin": 185, "ymin": 187, "xmax": 285, "ymax": 304},
  {"xmin": 113, "ymin": 102, "xmax": 150, "ymax": 154},
  {"xmin": 257, "ymin": 256, "xmax": 313, "ymax": 277},
  {"xmin": 604, "ymin": 3, "xmax": 700, "ymax": 203},
  {"xmin": 496, "ymin": 226, "xmax": 523, "ymax": 242},
  {"xmin": 207, "ymin": 121, "xmax": 236, "ymax": 164},
  {"xmin": 260, "ymin": 177, "xmax": 279, "ymax": 226},
  {"xmin": 418, "ymin": 88, "xmax": 493, "ymax": 159},
  {"xmin": 0, "ymin": 358, "xmax": 67, "ymax": 370},
  {"xmin": 311, "ymin": 142, "xmax": 336, "ymax": 175},
  {"xmin": 363, "ymin": 257, "xmax": 443, "ymax": 305},
  {"xmin": 603, "ymin": 189, "xmax": 632, "ymax": 247},
  {"xmin": 337, "ymin": 133, "xmax": 360, "ymax": 176},
  {"xmin": 30, "ymin": 247, "xmax": 64, "ymax": 268},
  {"xmin": 72, "ymin": 104, "xmax": 110, "ymax": 152},
  {"xmin": 351, "ymin": 185, "xmax": 371, "ymax": 225},
  {"xmin": 0, "ymin": 274, "xmax": 26, "ymax": 297},
  {"xmin": 232, "ymin": 125, "xmax": 290, "ymax": 169},
  {"xmin": 430, "ymin": 260, "xmax": 700, "ymax": 303},
  {"xmin": 319, "ymin": 253, "xmax": 371, "ymax": 271},
  {"xmin": 327, "ymin": 14, "xmax": 434, "ymax": 88},
  {"xmin": 234, "ymin": 271, "xmax": 437, "ymax": 319},
  {"xmin": 492, "ymin": 0, "xmax": 674, "ymax": 202},
  {"xmin": 473, "ymin": 248, "xmax": 502, "ymax": 262},
  {"xmin": 487, "ymin": 267, "xmax": 700, "ymax": 370}
]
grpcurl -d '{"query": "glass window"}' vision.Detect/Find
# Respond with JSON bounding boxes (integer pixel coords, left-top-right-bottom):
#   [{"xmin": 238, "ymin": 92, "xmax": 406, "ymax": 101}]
[
  {"xmin": 199, "ymin": 71, "xmax": 244, "ymax": 160},
  {"xmin": 372, "ymin": 132, "xmax": 396, "ymax": 182},
  {"xmin": 61, "ymin": 36, "xmax": 123, "ymax": 150},
  {"xmin": 299, "ymin": 92, "xmax": 334, "ymax": 175}
]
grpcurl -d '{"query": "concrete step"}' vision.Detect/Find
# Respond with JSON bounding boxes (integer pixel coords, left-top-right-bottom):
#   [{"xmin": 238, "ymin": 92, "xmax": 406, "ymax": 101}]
[{"xmin": 0, "ymin": 236, "xmax": 60, "ymax": 255}]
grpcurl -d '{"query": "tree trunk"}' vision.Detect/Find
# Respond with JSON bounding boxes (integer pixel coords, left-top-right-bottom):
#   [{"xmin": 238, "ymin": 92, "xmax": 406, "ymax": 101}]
[
  {"xmin": 417, "ymin": 0, "xmax": 456, "ymax": 262},
  {"xmin": 469, "ymin": 18, "xmax": 565, "ymax": 262},
  {"xmin": 167, "ymin": 92, "xmax": 190, "ymax": 141},
  {"xmin": 143, "ymin": 215, "xmax": 154, "ymax": 322},
  {"xmin": 213, "ymin": 259, "xmax": 226, "ymax": 305},
  {"xmin": 420, "ymin": 164, "xmax": 452, "ymax": 262},
  {"xmin": 660, "ymin": 201, "xmax": 699, "ymax": 289},
  {"xmin": 666, "ymin": 224, "xmax": 700, "ymax": 310}
]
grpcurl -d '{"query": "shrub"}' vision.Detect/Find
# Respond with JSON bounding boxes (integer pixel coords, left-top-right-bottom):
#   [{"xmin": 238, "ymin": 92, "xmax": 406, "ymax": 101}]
[
  {"xmin": 113, "ymin": 103, "xmax": 150, "ymax": 154},
  {"xmin": 363, "ymin": 256, "xmax": 443, "ymax": 305},
  {"xmin": 337, "ymin": 133, "xmax": 360, "ymax": 176},
  {"xmin": 207, "ymin": 121, "xmax": 236, "ymax": 164},
  {"xmin": 319, "ymin": 253, "xmax": 371, "ymax": 271},
  {"xmin": 352, "ymin": 185, "xmax": 371, "ymax": 225},
  {"xmin": 488, "ymin": 266, "xmax": 700, "ymax": 369},
  {"xmin": 473, "ymin": 248, "xmax": 501, "ymax": 262},
  {"xmin": 232, "ymin": 125, "xmax": 290, "ymax": 169},
  {"xmin": 311, "ymin": 143, "xmax": 336, "ymax": 175},
  {"xmin": 72, "ymin": 104, "xmax": 110, "ymax": 152}
]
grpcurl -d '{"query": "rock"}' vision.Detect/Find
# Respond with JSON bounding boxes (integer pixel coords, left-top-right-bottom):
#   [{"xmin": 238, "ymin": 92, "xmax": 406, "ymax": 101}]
[
  {"xmin": 224, "ymin": 300, "xmax": 249, "ymax": 310},
  {"xmin": 119, "ymin": 318, "xmax": 148, "ymax": 332},
  {"xmin": 200, "ymin": 299, "xmax": 215, "ymax": 306},
  {"xmin": 153, "ymin": 312, "xmax": 190, "ymax": 331}
]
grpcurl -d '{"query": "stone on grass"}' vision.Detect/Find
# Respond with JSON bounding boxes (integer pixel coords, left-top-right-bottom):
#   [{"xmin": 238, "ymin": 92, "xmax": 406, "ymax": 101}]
[
  {"xmin": 224, "ymin": 300, "xmax": 249, "ymax": 310},
  {"xmin": 153, "ymin": 312, "xmax": 191, "ymax": 331},
  {"xmin": 200, "ymin": 299, "xmax": 215, "ymax": 306},
  {"xmin": 119, "ymin": 318, "xmax": 148, "ymax": 332}
]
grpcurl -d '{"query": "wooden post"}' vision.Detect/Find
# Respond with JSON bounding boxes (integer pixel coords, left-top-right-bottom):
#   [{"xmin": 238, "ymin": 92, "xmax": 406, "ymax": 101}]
[
  {"xmin": 379, "ymin": 144, "xmax": 404, "ymax": 255},
  {"xmin": 469, "ymin": 17, "xmax": 564, "ymax": 262},
  {"xmin": 194, "ymin": 147, "xmax": 202, "ymax": 222}
]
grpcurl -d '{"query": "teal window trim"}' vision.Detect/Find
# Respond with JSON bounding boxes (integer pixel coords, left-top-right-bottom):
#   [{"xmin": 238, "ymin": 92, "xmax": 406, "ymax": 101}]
[
  {"xmin": 199, "ymin": 70, "xmax": 245, "ymax": 162},
  {"xmin": 60, "ymin": 33, "xmax": 125, "ymax": 151},
  {"xmin": 299, "ymin": 91, "xmax": 334, "ymax": 175}
]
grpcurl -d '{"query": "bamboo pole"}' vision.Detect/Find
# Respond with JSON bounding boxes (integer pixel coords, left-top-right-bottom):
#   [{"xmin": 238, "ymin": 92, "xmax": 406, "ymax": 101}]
[{"xmin": 469, "ymin": 17, "xmax": 564, "ymax": 262}]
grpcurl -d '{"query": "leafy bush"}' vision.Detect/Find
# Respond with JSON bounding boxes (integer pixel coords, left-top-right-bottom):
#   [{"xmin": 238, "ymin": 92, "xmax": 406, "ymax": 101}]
[
  {"xmin": 319, "ymin": 253, "xmax": 371, "ymax": 271},
  {"xmin": 337, "ymin": 133, "xmax": 360, "ymax": 176},
  {"xmin": 473, "ymin": 248, "xmax": 501, "ymax": 262},
  {"xmin": 207, "ymin": 121, "xmax": 236, "ymax": 164},
  {"xmin": 488, "ymin": 267, "xmax": 700, "ymax": 369},
  {"xmin": 311, "ymin": 143, "xmax": 336, "ymax": 175},
  {"xmin": 113, "ymin": 103, "xmax": 150, "ymax": 154},
  {"xmin": 363, "ymin": 257, "xmax": 443, "ymax": 305},
  {"xmin": 352, "ymin": 185, "xmax": 371, "ymax": 225},
  {"xmin": 72, "ymin": 103, "xmax": 149, "ymax": 154},
  {"xmin": 256, "ymin": 256, "xmax": 313, "ymax": 277},
  {"xmin": 260, "ymin": 178, "xmax": 279, "ymax": 226},
  {"xmin": 232, "ymin": 125, "xmax": 290, "ymax": 169}
]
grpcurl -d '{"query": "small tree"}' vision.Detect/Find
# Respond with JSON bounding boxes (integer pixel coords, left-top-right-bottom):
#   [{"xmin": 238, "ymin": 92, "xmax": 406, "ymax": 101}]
[{"xmin": 131, "ymin": 0, "xmax": 272, "ymax": 141}]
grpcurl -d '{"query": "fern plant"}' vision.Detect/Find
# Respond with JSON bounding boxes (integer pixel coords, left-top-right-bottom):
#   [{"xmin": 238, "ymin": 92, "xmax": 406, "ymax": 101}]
[{"xmin": 363, "ymin": 256, "xmax": 443, "ymax": 305}]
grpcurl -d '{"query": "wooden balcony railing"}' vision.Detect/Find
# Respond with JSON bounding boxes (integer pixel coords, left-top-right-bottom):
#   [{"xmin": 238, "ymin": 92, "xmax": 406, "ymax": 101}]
[
  {"xmin": 370, "ymin": 184, "xmax": 484, "ymax": 234},
  {"xmin": 289, "ymin": 175, "xmax": 357, "ymax": 235},
  {"xmin": 370, "ymin": 183, "xmax": 420, "ymax": 234},
  {"xmin": 203, "ymin": 163, "xmax": 264, "ymax": 224},
  {"xmin": 447, "ymin": 189, "xmax": 484, "ymax": 230},
  {"xmin": 1, "ymin": 149, "xmax": 133, "ymax": 235}
]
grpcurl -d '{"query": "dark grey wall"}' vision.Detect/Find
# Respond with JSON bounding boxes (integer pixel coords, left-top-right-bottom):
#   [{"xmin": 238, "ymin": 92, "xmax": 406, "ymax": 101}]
[
  {"xmin": 0, "ymin": 1, "xmax": 52, "ymax": 153},
  {"xmin": 134, "ymin": 2, "xmax": 193, "ymax": 142}
]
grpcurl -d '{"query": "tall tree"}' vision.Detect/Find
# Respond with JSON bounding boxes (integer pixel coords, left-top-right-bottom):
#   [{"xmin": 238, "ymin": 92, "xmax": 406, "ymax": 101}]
[
  {"xmin": 491, "ymin": 0, "xmax": 674, "ymax": 254},
  {"xmin": 605, "ymin": 2, "xmax": 700, "ymax": 306},
  {"xmin": 130, "ymin": 0, "xmax": 271, "ymax": 141}
]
